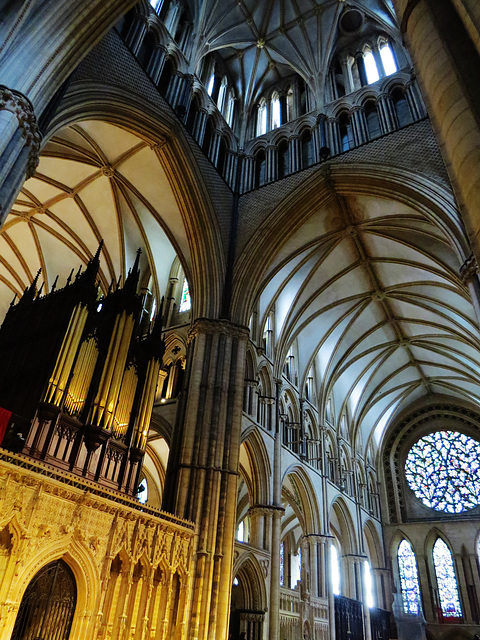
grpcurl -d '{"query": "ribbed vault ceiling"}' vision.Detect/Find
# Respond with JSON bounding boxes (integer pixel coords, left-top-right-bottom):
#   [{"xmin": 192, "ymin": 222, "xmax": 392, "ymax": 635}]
[
  {"xmin": 191, "ymin": 0, "xmax": 397, "ymax": 110},
  {"xmin": 257, "ymin": 192, "xmax": 480, "ymax": 449},
  {"xmin": 0, "ymin": 120, "xmax": 190, "ymax": 320}
]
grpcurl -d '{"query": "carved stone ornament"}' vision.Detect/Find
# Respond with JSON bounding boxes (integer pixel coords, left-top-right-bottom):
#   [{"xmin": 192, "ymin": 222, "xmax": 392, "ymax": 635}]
[
  {"xmin": 0, "ymin": 86, "xmax": 41, "ymax": 178},
  {"xmin": 187, "ymin": 317, "xmax": 249, "ymax": 343},
  {"xmin": 460, "ymin": 252, "xmax": 479, "ymax": 284}
]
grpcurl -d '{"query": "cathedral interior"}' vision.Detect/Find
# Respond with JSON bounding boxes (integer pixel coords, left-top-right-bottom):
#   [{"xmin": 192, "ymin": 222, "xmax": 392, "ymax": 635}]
[{"xmin": 0, "ymin": 0, "xmax": 480, "ymax": 639}]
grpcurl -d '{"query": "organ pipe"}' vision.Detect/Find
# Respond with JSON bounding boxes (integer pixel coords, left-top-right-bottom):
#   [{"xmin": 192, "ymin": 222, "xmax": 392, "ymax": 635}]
[
  {"xmin": 112, "ymin": 365, "xmax": 138, "ymax": 440},
  {"xmin": 91, "ymin": 310, "xmax": 136, "ymax": 429},
  {"xmin": 44, "ymin": 304, "xmax": 89, "ymax": 406},
  {"xmin": 64, "ymin": 336, "xmax": 98, "ymax": 416},
  {"xmin": 134, "ymin": 358, "xmax": 161, "ymax": 449}
]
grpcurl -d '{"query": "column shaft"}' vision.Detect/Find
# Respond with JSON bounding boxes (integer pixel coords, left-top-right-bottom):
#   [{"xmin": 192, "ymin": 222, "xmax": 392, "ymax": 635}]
[{"xmin": 162, "ymin": 319, "xmax": 248, "ymax": 640}]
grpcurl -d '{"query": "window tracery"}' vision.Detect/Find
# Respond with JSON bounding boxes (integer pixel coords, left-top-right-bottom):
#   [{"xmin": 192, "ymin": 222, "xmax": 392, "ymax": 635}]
[{"xmin": 404, "ymin": 430, "xmax": 480, "ymax": 513}]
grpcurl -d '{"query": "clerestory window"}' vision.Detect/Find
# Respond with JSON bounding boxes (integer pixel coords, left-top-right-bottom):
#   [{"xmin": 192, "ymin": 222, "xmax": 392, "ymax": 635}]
[
  {"xmin": 364, "ymin": 49, "xmax": 379, "ymax": 84},
  {"xmin": 380, "ymin": 42, "xmax": 397, "ymax": 75}
]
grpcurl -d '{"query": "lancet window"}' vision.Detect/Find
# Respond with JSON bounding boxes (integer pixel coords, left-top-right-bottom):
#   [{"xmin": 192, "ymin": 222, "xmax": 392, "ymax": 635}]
[
  {"xmin": 432, "ymin": 538, "xmax": 462, "ymax": 619},
  {"xmin": 397, "ymin": 539, "xmax": 421, "ymax": 615},
  {"xmin": 179, "ymin": 278, "xmax": 191, "ymax": 312}
]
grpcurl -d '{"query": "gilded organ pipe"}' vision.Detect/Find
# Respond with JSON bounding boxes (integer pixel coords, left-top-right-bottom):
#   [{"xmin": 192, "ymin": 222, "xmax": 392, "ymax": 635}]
[
  {"xmin": 91, "ymin": 310, "xmax": 135, "ymax": 429},
  {"xmin": 134, "ymin": 358, "xmax": 161, "ymax": 449},
  {"xmin": 44, "ymin": 304, "xmax": 89, "ymax": 406},
  {"xmin": 112, "ymin": 365, "xmax": 138, "ymax": 440},
  {"xmin": 64, "ymin": 336, "xmax": 98, "ymax": 416}
]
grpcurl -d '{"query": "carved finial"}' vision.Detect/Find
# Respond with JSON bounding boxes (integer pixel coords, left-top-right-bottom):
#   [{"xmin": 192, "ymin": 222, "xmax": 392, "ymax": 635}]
[
  {"xmin": 124, "ymin": 248, "xmax": 142, "ymax": 294},
  {"xmin": 51, "ymin": 274, "xmax": 59, "ymax": 293}
]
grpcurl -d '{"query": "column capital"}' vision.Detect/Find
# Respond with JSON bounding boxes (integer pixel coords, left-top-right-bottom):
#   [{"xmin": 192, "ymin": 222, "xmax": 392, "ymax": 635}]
[
  {"xmin": 342, "ymin": 553, "xmax": 368, "ymax": 567},
  {"xmin": 0, "ymin": 85, "xmax": 41, "ymax": 178},
  {"xmin": 301, "ymin": 533, "xmax": 334, "ymax": 542},
  {"xmin": 248, "ymin": 504, "xmax": 285, "ymax": 517},
  {"xmin": 187, "ymin": 318, "xmax": 249, "ymax": 343},
  {"xmin": 460, "ymin": 253, "xmax": 478, "ymax": 284}
]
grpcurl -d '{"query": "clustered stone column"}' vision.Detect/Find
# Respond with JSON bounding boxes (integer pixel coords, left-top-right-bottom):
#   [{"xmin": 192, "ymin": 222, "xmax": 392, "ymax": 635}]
[
  {"xmin": 162, "ymin": 318, "xmax": 248, "ymax": 640},
  {"xmin": 393, "ymin": 0, "xmax": 480, "ymax": 260},
  {"xmin": 0, "ymin": 86, "xmax": 41, "ymax": 226}
]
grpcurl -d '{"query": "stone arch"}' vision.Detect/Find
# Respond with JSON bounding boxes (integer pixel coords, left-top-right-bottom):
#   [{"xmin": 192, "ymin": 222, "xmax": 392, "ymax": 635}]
[
  {"xmin": 257, "ymin": 361, "xmax": 274, "ymax": 396},
  {"xmin": 424, "ymin": 526, "xmax": 456, "ymax": 558},
  {"xmin": 280, "ymin": 386, "xmax": 300, "ymax": 423},
  {"xmin": 231, "ymin": 553, "xmax": 268, "ymax": 640},
  {"xmin": 232, "ymin": 553, "xmax": 268, "ymax": 611},
  {"xmin": 8, "ymin": 536, "xmax": 99, "ymax": 640},
  {"xmin": 389, "ymin": 528, "xmax": 419, "ymax": 563},
  {"xmin": 283, "ymin": 465, "xmax": 321, "ymax": 534},
  {"xmin": 245, "ymin": 346, "xmax": 256, "ymax": 379},
  {"xmin": 363, "ymin": 519, "xmax": 384, "ymax": 568},
  {"xmin": 380, "ymin": 72, "xmax": 411, "ymax": 96},
  {"xmin": 45, "ymin": 82, "xmax": 226, "ymax": 319},
  {"xmin": 240, "ymin": 429, "xmax": 271, "ymax": 506},
  {"xmin": 329, "ymin": 496, "xmax": 357, "ymax": 555}
]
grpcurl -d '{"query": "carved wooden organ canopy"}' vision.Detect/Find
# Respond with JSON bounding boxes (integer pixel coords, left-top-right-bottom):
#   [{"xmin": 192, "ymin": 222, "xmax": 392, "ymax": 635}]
[{"xmin": 0, "ymin": 244, "xmax": 165, "ymax": 496}]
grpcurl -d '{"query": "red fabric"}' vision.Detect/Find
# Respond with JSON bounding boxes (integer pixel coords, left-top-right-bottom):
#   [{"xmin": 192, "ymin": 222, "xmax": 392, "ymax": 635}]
[{"xmin": 0, "ymin": 407, "xmax": 12, "ymax": 445}]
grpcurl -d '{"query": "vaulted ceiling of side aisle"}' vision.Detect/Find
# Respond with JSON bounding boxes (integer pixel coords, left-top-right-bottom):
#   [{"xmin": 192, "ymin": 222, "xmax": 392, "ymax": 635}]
[
  {"xmin": 0, "ymin": 121, "xmax": 191, "ymax": 320},
  {"xmin": 190, "ymin": 0, "xmax": 398, "ymax": 111},
  {"xmin": 256, "ymin": 191, "xmax": 480, "ymax": 451}
]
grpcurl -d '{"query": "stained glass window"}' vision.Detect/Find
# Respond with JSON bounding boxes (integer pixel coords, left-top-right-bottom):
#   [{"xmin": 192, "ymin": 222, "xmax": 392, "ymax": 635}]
[
  {"xmin": 433, "ymin": 538, "xmax": 462, "ymax": 618},
  {"xmin": 397, "ymin": 539, "xmax": 421, "ymax": 615},
  {"xmin": 280, "ymin": 541, "xmax": 285, "ymax": 586},
  {"xmin": 405, "ymin": 430, "xmax": 480, "ymax": 513},
  {"xmin": 179, "ymin": 278, "xmax": 191, "ymax": 312}
]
